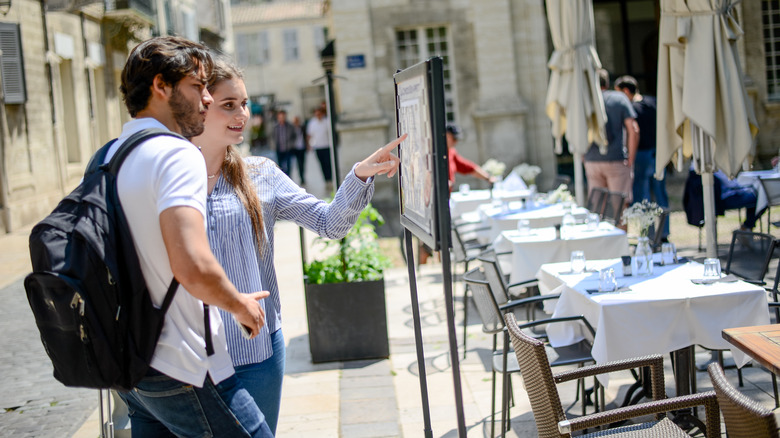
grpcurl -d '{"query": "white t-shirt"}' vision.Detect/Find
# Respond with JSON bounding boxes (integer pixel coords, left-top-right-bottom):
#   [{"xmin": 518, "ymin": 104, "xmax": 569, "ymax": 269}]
[
  {"xmin": 106, "ymin": 118, "xmax": 234, "ymax": 387},
  {"xmin": 306, "ymin": 116, "xmax": 330, "ymax": 149}
]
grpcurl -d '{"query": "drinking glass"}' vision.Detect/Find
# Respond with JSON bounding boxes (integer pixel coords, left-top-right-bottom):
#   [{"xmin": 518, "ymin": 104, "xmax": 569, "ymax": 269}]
[
  {"xmin": 517, "ymin": 219, "xmax": 530, "ymax": 235},
  {"xmin": 702, "ymin": 258, "xmax": 722, "ymax": 278},
  {"xmin": 561, "ymin": 213, "xmax": 576, "ymax": 239},
  {"xmin": 586, "ymin": 213, "xmax": 600, "ymax": 231},
  {"xmin": 459, "ymin": 183, "xmax": 470, "ymax": 194},
  {"xmin": 599, "ymin": 268, "xmax": 617, "ymax": 292},
  {"xmin": 661, "ymin": 242, "xmax": 676, "ymax": 265},
  {"xmin": 570, "ymin": 250, "xmax": 586, "ymax": 274}
]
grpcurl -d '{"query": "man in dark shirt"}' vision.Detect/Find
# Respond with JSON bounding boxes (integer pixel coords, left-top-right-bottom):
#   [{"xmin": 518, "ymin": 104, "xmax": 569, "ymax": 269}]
[
  {"xmin": 272, "ymin": 110, "xmax": 296, "ymax": 176},
  {"xmin": 615, "ymin": 75, "xmax": 669, "ymax": 239},
  {"xmin": 583, "ymin": 70, "xmax": 638, "ymax": 224}
]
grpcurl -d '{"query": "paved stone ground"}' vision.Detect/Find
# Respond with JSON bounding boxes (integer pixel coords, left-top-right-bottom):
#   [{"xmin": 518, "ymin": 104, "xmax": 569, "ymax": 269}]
[{"xmin": 0, "ymin": 278, "xmax": 96, "ymax": 438}]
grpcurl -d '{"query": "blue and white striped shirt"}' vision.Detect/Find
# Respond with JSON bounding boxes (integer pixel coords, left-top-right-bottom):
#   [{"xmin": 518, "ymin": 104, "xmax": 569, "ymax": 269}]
[{"xmin": 206, "ymin": 157, "xmax": 374, "ymax": 366}]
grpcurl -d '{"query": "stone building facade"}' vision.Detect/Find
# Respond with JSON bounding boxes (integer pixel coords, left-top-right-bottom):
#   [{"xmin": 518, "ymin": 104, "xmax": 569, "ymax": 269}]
[
  {"xmin": 328, "ymin": 0, "xmax": 557, "ymax": 206},
  {"xmin": 0, "ymin": 0, "xmax": 232, "ymax": 235}
]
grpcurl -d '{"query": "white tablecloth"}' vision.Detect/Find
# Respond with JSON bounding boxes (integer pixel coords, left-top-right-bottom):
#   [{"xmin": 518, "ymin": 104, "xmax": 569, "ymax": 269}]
[
  {"xmin": 537, "ymin": 257, "xmax": 770, "ymax": 386},
  {"xmin": 736, "ymin": 170, "xmax": 780, "ymax": 212},
  {"xmin": 476, "ymin": 202, "xmax": 590, "ymax": 242},
  {"xmin": 449, "ymin": 188, "xmax": 533, "ymax": 218},
  {"xmin": 493, "ymin": 223, "xmax": 629, "ymax": 283}
]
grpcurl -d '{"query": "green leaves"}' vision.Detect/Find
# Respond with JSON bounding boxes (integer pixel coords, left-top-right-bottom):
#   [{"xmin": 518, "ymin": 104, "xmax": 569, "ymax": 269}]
[{"xmin": 303, "ymin": 203, "xmax": 392, "ymax": 284}]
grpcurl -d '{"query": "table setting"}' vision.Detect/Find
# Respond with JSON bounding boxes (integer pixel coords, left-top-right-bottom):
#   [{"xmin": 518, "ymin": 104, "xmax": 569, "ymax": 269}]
[{"xmin": 536, "ymin": 253, "xmax": 770, "ymax": 388}]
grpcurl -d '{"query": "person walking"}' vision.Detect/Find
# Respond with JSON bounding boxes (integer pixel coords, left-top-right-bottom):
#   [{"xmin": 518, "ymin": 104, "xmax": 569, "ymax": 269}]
[
  {"xmin": 190, "ymin": 55, "xmax": 403, "ymax": 433},
  {"xmin": 615, "ymin": 75, "xmax": 670, "ymax": 239},
  {"xmin": 272, "ymin": 109, "xmax": 296, "ymax": 176},
  {"xmin": 291, "ymin": 115, "xmax": 308, "ymax": 185},
  {"xmin": 112, "ymin": 36, "xmax": 273, "ymax": 437},
  {"xmin": 307, "ymin": 106, "xmax": 333, "ymax": 192},
  {"xmin": 583, "ymin": 69, "xmax": 638, "ymax": 228}
]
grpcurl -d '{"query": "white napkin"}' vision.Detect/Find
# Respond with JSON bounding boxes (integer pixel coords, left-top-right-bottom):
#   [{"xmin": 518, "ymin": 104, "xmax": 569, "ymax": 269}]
[{"xmin": 502, "ymin": 172, "xmax": 527, "ymax": 191}]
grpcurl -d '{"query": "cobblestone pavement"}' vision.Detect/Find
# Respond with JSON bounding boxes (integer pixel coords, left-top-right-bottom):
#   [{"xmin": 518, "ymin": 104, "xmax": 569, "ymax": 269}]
[{"xmin": 0, "ymin": 278, "xmax": 96, "ymax": 438}]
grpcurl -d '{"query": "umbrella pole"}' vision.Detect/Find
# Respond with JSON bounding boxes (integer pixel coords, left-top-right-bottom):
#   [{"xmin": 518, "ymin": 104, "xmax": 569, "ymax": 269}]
[
  {"xmin": 573, "ymin": 153, "xmax": 585, "ymax": 206},
  {"xmin": 702, "ymin": 172, "xmax": 718, "ymax": 258},
  {"xmin": 692, "ymin": 123, "xmax": 718, "ymax": 258}
]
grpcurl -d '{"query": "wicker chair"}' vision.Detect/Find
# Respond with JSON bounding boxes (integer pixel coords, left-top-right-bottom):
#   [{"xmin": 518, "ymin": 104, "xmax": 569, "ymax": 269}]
[
  {"xmin": 464, "ymin": 268, "xmax": 596, "ymax": 437},
  {"xmin": 505, "ymin": 313, "xmax": 722, "ymax": 438},
  {"xmin": 708, "ymin": 362, "xmax": 779, "ymax": 438}
]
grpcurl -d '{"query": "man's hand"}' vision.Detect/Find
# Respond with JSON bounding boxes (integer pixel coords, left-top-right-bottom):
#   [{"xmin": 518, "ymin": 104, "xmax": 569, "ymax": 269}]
[
  {"xmin": 354, "ymin": 134, "xmax": 406, "ymax": 181},
  {"xmin": 232, "ymin": 291, "xmax": 270, "ymax": 339}
]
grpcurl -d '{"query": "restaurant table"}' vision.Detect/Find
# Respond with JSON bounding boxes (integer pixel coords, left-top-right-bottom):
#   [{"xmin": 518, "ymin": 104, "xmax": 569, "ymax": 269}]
[
  {"xmin": 493, "ymin": 222, "xmax": 629, "ymax": 284},
  {"xmin": 473, "ymin": 201, "xmax": 590, "ymax": 242},
  {"xmin": 537, "ymin": 257, "xmax": 770, "ymax": 390},
  {"xmin": 723, "ymin": 324, "xmax": 780, "ymax": 377},
  {"xmin": 736, "ymin": 170, "xmax": 780, "ymax": 212},
  {"xmin": 449, "ymin": 188, "xmax": 533, "ymax": 218}
]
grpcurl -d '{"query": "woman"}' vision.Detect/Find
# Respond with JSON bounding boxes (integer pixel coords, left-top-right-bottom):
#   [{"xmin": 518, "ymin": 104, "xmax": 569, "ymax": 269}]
[{"xmin": 191, "ymin": 56, "xmax": 403, "ymax": 434}]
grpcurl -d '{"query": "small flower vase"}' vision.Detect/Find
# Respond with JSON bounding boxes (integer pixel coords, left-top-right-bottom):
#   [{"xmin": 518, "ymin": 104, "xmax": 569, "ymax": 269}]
[{"xmin": 632, "ymin": 236, "xmax": 654, "ymax": 276}]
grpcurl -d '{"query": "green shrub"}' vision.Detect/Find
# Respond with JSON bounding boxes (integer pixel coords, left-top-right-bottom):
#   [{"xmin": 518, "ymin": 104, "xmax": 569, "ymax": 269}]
[{"xmin": 303, "ymin": 203, "xmax": 391, "ymax": 284}]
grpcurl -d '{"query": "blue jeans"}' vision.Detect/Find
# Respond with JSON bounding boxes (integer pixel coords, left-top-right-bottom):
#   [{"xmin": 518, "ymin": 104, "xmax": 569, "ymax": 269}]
[
  {"xmin": 235, "ymin": 329, "xmax": 286, "ymax": 435},
  {"xmin": 632, "ymin": 149, "xmax": 670, "ymax": 237},
  {"xmin": 276, "ymin": 150, "xmax": 293, "ymax": 176},
  {"xmin": 119, "ymin": 370, "xmax": 273, "ymax": 438},
  {"xmin": 722, "ymin": 186, "xmax": 764, "ymax": 229}
]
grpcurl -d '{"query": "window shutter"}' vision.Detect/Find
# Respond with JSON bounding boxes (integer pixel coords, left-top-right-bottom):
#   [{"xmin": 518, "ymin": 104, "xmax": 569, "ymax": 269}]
[{"xmin": 0, "ymin": 23, "xmax": 26, "ymax": 104}]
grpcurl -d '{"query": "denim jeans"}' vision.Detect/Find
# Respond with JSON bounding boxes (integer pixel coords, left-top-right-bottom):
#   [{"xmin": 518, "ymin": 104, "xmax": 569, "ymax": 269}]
[
  {"xmin": 632, "ymin": 149, "xmax": 670, "ymax": 237},
  {"xmin": 235, "ymin": 329, "xmax": 286, "ymax": 435},
  {"xmin": 119, "ymin": 370, "xmax": 273, "ymax": 438}
]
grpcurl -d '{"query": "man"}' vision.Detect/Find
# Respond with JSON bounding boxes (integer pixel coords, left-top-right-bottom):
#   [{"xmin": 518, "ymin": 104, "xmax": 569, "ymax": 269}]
[
  {"xmin": 419, "ymin": 124, "xmax": 494, "ymax": 264},
  {"xmin": 446, "ymin": 124, "xmax": 496, "ymax": 190},
  {"xmin": 583, "ymin": 69, "xmax": 638, "ymax": 223},
  {"xmin": 291, "ymin": 115, "xmax": 308, "ymax": 184},
  {"xmin": 307, "ymin": 106, "xmax": 333, "ymax": 191},
  {"xmin": 112, "ymin": 36, "xmax": 273, "ymax": 437},
  {"xmin": 615, "ymin": 75, "xmax": 669, "ymax": 239},
  {"xmin": 272, "ymin": 109, "xmax": 296, "ymax": 176}
]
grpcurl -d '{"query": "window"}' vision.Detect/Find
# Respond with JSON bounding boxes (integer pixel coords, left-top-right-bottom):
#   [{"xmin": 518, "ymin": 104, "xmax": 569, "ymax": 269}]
[
  {"xmin": 314, "ymin": 26, "xmax": 326, "ymax": 53},
  {"xmin": 396, "ymin": 26, "xmax": 455, "ymax": 122},
  {"xmin": 236, "ymin": 32, "xmax": 269, "ymax": 66},
  {"xmin": 764, "ymin": 0, "xmax": 780, "ymax": 101},
  {"xmin": 283, "ymin": 29, "xmax": 299, "ymax": 62},
  {"xmin": 0, "ymin": 22, "xmax": 26, "ymax": 104}
]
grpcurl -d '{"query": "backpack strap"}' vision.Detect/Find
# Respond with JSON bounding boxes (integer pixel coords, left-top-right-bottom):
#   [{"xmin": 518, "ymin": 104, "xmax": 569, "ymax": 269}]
[
  {"xmin": 84, "ymin": 139, "xmax": 117, "ymax": 178},
  {"xmin": 107, "ymin": 128, "xmax": 187, "ymax": 175},
  {"xmin": 103, "ymin": 128, "xmax": 193, "ymax": 349}
]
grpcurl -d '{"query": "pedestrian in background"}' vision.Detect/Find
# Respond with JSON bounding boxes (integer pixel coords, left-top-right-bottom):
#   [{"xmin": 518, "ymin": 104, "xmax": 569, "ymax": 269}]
[
  {"xmin": 615, "ymin": 75, "xmax": 670, "ymax": 239},
  {"xmin": 291, "ymin": 115, "xmax": 308, "ymax": 185},
  {"xmin": 272, "ymin": 109, "xmax": 296, "ymax": 176},
  {"xmin": 307, "ymin": 106, "xmax": 333, "ymax": 192}
]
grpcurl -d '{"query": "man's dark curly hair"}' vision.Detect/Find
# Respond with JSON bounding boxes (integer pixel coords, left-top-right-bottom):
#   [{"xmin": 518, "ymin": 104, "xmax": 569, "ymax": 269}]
[{"xmin": 120, "ymin": 36, "xmax": 214, "ymax": 117}]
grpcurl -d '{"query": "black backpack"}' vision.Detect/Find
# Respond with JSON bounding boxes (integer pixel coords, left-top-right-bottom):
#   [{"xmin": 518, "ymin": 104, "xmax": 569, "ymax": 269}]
[{"xmin": 24, "ymin": 128, "xmax": 184, "ymax": 391}]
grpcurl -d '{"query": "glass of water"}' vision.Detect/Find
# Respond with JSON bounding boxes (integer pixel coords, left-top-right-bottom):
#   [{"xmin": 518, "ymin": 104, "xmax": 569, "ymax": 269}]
[
  {"xmin": 599, "ymin": 268, "xmax": 617, "ymax": 292},
  {"xmin": 586, "ymin": 213, "xmax": 600, "ymax": 231},
  {"xmin": 703, "ymin": 258, "xmax": 722, "ymax": 278},
  {"xmin": 517, "ymin": 219, "xmax": 531, "ymax": 235},
  {"xmin": 570, "ymin": 250, "xmax": 586, "ymax": 274},
  {"xmin": 459, "ymin": 183, "xmax": 470, "ymax": 194},
  {"xmin": 661, "ymin": 242, "xmax": 676, "ymax": 265}
]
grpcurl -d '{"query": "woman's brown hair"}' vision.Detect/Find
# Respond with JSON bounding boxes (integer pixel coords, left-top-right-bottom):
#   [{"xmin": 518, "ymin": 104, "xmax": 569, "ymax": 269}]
[{"xmin": 209, "ymin": 55, "xmax": 265, "ymax": 248}]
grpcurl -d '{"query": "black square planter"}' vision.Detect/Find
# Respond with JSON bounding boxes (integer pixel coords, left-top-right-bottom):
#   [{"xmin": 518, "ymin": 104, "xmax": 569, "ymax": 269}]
[{"xmin": 304, "ymin": 279, "xmax": 390, "ymax": 363}]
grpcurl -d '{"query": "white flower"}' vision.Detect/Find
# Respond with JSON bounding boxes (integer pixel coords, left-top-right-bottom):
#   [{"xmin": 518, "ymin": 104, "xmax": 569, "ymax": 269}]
[
  {"xmin": 512, "ymin": 163, "xmax": 542, "ymax": 185},
  {"xmin": 482, "ymin": 159, "xmax": 507, "ymax": 178},
  {"xmin": 621, "ymin": 200, "xmax": 662, "ymax": 237},
  {"xmin": 544, "ymin": 184, "xmax": 573, "ymax": 203}
]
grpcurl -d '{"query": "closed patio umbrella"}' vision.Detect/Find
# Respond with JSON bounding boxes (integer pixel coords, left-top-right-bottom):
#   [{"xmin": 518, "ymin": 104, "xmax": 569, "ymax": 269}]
[
  {"xmin": 545, "ymin": 0, "xmax": 608, "ymax": 206},
  {"xmin": 657, "ymin": 0, "xmax": 758, "ymax": 257}
]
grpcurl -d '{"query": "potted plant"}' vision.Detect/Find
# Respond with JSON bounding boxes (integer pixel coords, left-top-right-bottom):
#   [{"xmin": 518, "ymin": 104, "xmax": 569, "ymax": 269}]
[{"xmin": 302, "ymin": 203, "xmax": 392, "ymax": 363}]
